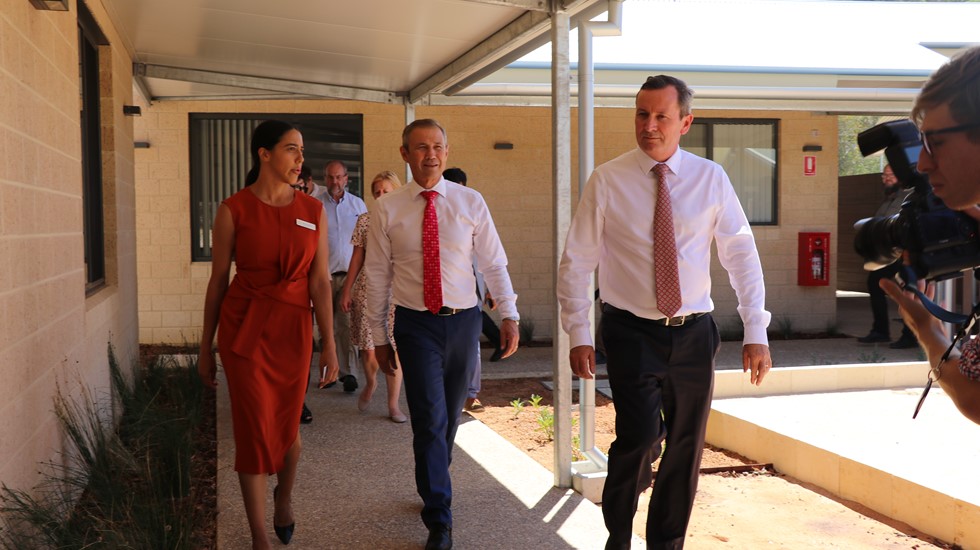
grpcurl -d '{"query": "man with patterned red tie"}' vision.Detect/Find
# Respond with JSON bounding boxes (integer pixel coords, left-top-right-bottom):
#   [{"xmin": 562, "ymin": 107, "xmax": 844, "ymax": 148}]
[
  {"xmin": 557, "ymin": 75, "xmax": 772, "ymax": 550},
  {"xmin": 364, "ymin": 118, "xmax": 520, "ymax": 550}
]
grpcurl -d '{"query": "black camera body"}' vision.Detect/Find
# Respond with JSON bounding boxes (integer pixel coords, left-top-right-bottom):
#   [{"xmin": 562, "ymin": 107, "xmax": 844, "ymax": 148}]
[{"xmin": 853, "ymin": 120, "xmax": 980, "ymax": 282}]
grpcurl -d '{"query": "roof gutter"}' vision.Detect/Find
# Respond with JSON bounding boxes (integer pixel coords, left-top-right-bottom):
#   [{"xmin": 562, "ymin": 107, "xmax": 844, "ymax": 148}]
[{"xmin": 454, "ymin": 83, "xmax": 920, "ymax": 101}]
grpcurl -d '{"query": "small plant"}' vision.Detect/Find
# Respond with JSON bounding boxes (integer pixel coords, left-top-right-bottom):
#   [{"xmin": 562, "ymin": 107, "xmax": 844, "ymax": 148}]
[
  {"xmin": 808, "ymin": 352, "xmax": 839, "ymax": 366},
  {"xmin": 775, "ymin": 315, "xmax": 794, "ymax": 339},
  {"xmin": 858, "ymin": 346, "xmax": 887, "ymax": 363},
  {"xmin": 0, "ymin": 344, "xmax": 209, "ymax": 549},
  {"xmin": 529, "ymin": 394, "xmax": 543, "ymax": 409},
  {"xmin": 571, "ymin": 417, "xmax": 584, "ymax": 461},
  {"xmin": 509, "ymin": 397, "xmax": 526, "ymax": 418},
  {"xmin": 518, "ymin": 317, "xmax": 535, "ymax": 345},
  {"xmin": 535, "ymin": 406, "xmax": 555, "ymax": 440}
]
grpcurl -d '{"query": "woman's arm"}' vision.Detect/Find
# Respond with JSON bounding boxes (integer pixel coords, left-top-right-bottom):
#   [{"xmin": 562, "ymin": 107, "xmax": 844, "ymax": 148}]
[
  {"xmin": 310, "ymin": 209, "xmax": 340, "ymax": 387},
  {"xmin": 198, "ymin": 204, "xmax": 234, "ymax": 389},
  {"xmin": 339, "ymin": 245, "xmax": 365, "ymax": 313}
]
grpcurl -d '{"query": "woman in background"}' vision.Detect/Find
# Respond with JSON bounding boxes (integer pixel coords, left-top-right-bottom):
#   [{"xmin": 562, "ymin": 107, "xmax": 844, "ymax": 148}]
[
  {"xmin": 340, "ymin": 170, "xmax": 408, "ymax": 423},
  {"xmin": 197, "ymin": 120, "xmax": 340, "ymax": 549}
]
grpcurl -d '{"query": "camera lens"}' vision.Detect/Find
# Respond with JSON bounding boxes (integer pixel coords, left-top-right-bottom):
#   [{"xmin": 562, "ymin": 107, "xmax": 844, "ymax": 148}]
[{"xmin": 853, "ymin": 213, "xmax": 905, "ymax": 269}]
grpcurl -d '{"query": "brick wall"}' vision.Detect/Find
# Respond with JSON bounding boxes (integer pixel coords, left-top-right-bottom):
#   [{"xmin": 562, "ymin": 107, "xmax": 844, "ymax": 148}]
[{"xmin": 0, "ymin": 0, "xmax": 138, "ymax": 492}]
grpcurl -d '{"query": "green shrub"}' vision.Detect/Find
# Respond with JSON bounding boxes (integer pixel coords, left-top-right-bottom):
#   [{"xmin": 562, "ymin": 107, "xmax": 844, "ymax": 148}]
[{"xmin": 0, "ymin": 345, "xmax": 209, "ymax": 549}]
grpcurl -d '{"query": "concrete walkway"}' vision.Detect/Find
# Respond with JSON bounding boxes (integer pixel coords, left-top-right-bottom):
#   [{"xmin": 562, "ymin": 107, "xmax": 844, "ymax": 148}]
[{"xmin": 215, "ymin": 293, "xmax": 976, "ymax": 549}]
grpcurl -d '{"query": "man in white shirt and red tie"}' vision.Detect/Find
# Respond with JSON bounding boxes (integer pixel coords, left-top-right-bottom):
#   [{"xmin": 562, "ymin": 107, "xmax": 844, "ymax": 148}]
[
  {"xmin": 557, "ymin": 75, "xmax": 773, "ymax": 550},
  {"xmin": 364, "ymin": 119, "xmax": 520, "ymax": 550}
]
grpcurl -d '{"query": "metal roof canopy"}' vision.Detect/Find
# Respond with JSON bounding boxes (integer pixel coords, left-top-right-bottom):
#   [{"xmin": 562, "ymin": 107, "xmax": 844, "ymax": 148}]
[{"xmin": 103, "ymin": 0, "xmax": 609, "ymax": 104}]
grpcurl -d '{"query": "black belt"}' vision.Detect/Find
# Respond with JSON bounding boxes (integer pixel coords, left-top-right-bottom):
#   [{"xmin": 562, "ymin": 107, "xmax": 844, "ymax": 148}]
[
  {"xmin": 331, "ymin": 271, "xmax": 347, "ymax": 277},
  {"xmin": 656, "ymin": 312, "xmax": 707, "ymax": 326},
  {"xmin": 436, "ymin": 306, "xmax": 467, "ymax": 316},
  {"xmin": 602, "ymin": 303, "xmax": 706, "ymax": 327}
]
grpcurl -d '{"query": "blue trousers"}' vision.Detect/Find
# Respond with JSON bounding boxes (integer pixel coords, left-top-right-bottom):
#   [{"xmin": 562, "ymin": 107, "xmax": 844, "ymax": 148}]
[{"xmin": 393, "ymin": 306, "xmax": 480, "ymax": 529}]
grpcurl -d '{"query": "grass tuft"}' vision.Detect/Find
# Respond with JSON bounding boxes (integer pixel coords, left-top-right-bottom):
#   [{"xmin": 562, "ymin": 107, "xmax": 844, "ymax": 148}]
[{"xmin": 0, "ymin": 344, "xmax": 209, "ymax": 549}]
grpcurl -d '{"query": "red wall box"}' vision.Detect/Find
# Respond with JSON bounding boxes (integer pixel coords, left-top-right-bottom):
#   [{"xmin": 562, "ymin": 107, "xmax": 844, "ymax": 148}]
[{"xmin": 798, "ymin": 232, "xmax": 830, "ymax": 286}]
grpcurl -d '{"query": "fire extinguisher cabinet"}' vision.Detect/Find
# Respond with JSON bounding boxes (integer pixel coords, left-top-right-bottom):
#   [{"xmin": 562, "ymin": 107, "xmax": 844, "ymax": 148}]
[{"xmin": 798, "ymin": 232, "xmax": 830, "ymax": 286}]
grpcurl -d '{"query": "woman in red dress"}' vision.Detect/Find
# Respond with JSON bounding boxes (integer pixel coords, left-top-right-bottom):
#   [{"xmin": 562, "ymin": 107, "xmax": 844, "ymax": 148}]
[{"xmin": 197, "ymin": 120, "xmax": 340, "ymax": 549}]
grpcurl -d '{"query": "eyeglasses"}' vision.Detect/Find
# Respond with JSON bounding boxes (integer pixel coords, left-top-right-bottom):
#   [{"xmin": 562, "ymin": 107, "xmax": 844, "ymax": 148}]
[{"xmin": 919, "ymin": 121, "xmax": 980, "ymax": 157}]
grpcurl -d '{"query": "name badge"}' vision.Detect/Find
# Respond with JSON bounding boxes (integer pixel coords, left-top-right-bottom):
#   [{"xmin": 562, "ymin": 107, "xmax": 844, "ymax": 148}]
[{"xmin": 296, "ymin": 219, "xmax": 316, "ymax": 231}]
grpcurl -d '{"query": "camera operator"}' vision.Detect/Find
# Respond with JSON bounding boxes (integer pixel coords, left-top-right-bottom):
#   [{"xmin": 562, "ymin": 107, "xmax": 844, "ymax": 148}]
[
  {"xmin": 880, "ymin": 45, "xmax": 980, "ymax": 424},
  {"xmin": 857, "ymin": 164, "xmax": 917, "ymax": 349}
]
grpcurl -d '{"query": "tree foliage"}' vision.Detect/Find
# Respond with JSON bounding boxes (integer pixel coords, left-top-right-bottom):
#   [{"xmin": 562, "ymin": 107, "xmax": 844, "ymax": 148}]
[{"xmin": 838, "ymin": 115, "xmax": 887, "ymax": 176}]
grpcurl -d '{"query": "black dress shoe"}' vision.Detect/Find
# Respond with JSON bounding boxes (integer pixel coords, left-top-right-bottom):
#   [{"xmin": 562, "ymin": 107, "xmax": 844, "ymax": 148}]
[
  {"xmin": 489, "ymin": 348, "xmax": 504, "ymax": 362},
  {"xmin": 425, "ymin": 525, "xmax": 452, "ymax": 550},
  {"xmin": 857, "ymin": 331, "xmax": 890, "ymax": 344},
  {"xmin": 273, "ymin": 485, "xmax": 295, "ymax": 544},
  {"xmin": 889, "ymin": 336, "xmax": 919, "ymax": 349},
  {"xmin": 300, "ymin": 403, "xmax": 313, "ymax": 424},
  {"xmin": 342, "ymin": 374, "xmax": 359, "ymax": 393}
]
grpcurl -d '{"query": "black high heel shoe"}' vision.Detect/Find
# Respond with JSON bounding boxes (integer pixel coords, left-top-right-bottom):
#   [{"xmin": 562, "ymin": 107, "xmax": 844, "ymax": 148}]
[{"xmin": 273, "ymin": 485, "xmax": 295, "ymax": 544}]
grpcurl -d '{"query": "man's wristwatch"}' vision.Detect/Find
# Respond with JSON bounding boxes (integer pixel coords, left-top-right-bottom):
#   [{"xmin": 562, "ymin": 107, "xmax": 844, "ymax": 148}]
[{"xmin": 503, "ymin": 317, "xmax": 519, "ymax": 325}]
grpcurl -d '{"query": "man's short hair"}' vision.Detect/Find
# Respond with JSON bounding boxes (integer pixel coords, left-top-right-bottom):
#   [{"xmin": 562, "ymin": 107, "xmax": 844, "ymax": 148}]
[
  {"xmin": 402, "ymin": 119, "xmax": 447, "ymax": 150},
  {"xmin": 442, "ymin": 167, "xmax": 467, "ymax": 186},
  {"xmin": 638, "ymin": 75, "xmax": 694, "ymax": 117},
  {"xmin": 325, "ymin": 160, "xmax": 347, "ymax": 175},
  {"xmin": 912, "ymin": 46, "xmax": 980, "ymax": 143}
]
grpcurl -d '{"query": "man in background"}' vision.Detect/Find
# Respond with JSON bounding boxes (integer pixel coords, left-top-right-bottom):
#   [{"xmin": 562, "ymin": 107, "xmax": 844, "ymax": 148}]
[
  {"xmin": 312, "ymin": 160, "xmax": 367, "ymax": 392},
  {"xmin": 857, "ymin": 164, "xmax": 917, "ymax": 349},
  {"xmin": 442, "ymin": 167, "xmax": 506, "ymax": 414}
]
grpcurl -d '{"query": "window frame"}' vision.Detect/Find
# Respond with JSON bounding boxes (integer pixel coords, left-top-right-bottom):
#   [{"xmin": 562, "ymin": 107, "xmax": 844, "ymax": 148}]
[
  {"xmin": 682, "ymin": 118, "xmax": 779, "ymax": 226},
  {"xmin": 78, "ymin": 1, "xmax": 109, "ymax": 293}
]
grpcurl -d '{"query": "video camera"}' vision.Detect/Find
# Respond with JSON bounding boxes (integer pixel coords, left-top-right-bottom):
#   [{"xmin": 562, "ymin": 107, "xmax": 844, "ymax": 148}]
[{"xmin": 852, "ymin": 119, "xmax": 980, "ymax": 282}]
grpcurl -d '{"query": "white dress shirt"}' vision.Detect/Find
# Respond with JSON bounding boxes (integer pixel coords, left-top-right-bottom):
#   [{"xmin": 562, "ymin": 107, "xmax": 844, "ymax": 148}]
[
  {"xmin": 364, "ymin": 178, "xmax": 518, "ymax": 343},
  {"xmin": 311, "ymin": 184, "xmax": 367, "ymax": 274},
  {"xmin": 557, "ymin": 147, "xmax": 770, "ymax": 349}
]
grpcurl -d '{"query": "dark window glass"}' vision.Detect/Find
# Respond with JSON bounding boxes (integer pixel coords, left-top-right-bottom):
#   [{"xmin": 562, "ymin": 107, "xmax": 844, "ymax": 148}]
[
  {"xmin": 189, "ymin": 114, "xmax": 364, "ymax": 261},
  {"xmin": 78, "ymin": 2, "xmax": 107, "ymax": 291}
]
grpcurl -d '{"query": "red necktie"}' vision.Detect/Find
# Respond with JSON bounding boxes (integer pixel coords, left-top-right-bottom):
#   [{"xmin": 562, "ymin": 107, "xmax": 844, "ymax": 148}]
[
  {"xmin": 653, "ymin": 164, "xmax": 681, "ymax": 318},
  {"xmin": 422, "ymin": 191, "xmax": 443, "ymax": 314}
]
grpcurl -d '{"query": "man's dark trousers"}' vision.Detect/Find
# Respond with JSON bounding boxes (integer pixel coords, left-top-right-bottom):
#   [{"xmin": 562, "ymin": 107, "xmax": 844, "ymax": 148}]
[
  {"xmin": 394, "ymin": 306, "xmax": 480, "ymax": 529},
  {"xmin": 481, "ymin": 311, "xmax": 501, "ymax": 346},
  {"xmin": 600, "ymin": 305, "xmax": 720, "ymax": 550},
  {"xmin": 867, "ymin": 261, "xmax": 913, "ymax": 339}
]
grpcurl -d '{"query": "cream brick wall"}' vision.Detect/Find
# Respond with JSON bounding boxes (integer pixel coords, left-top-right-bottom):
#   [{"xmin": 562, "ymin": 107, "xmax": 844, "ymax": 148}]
[
  {"xmin": 0, "ymin": 0, "xmax": 139, "ymax": 492},
  {"xmin": 135, "ymin": 100, "xmax": 838, "ymax": 345}
]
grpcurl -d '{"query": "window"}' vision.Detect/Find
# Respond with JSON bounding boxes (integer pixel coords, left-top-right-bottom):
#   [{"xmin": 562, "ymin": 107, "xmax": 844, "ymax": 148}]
[
  {"xmin": 78, "ymin": 1, "xmax": 109, "ymax": 291},
  {"xmin": 189, "ymin": 114, "xmax": 363, "ymax": 261},
  {"xmin": 680, "ymin": 119, "xmax": 778, "ymax": 224}
]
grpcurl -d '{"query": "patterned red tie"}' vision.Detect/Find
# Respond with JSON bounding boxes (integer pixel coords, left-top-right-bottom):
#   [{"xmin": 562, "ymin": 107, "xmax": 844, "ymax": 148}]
[
  {"xmin": 421, "ymin": 190, "xmax": 443, "ymax": 314},
  {"xmin": 653, "ymin": 164, "xmax": 681, "ymax": 318}
]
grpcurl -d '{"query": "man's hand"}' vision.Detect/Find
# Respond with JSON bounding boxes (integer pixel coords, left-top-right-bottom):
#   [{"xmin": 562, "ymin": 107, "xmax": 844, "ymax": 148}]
[
  {"xmin": 498, "ymin": 319, "xmax": 520, "ymax": 360},
  {"xmin": 743, "ymin": 343, "xmax": 771, "ymax": 386},
  {"xmin": 318, "ymin": 353, "xmax": 340, "ymax": 388},
  {"xmin": 569, "ymin": 345, "xmax": 596, "ymax": 380}
]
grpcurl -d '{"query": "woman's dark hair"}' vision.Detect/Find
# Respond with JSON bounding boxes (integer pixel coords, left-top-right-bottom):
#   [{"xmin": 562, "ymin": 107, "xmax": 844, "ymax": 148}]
[{"xmin": 245, "ymin": 120, "xmax": 296, "ymax": 185}]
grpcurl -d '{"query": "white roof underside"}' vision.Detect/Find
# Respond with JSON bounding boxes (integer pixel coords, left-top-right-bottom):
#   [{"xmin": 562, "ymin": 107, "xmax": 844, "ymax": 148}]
[{"xmin": 103, "ymin": 0, "xmax": 980, "ymax": 113}]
